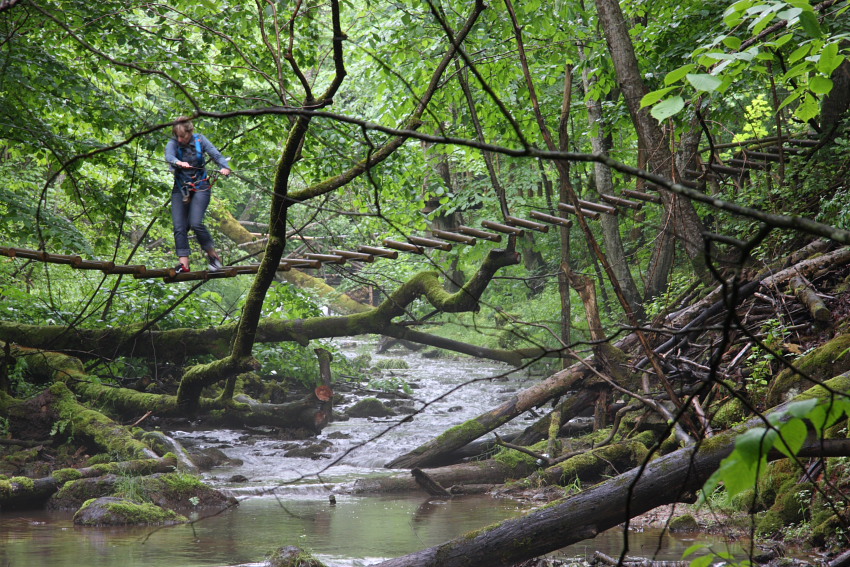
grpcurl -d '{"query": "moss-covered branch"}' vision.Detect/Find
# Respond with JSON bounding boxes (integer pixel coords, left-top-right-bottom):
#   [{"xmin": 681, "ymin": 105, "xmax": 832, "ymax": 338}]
[
  {"xmin": 6, "ymin": 344, "xmax": 336, "ymax": 428},
  {"xmin": 2, "ymin": 248, "xmax": 522, "ymax": 370}
]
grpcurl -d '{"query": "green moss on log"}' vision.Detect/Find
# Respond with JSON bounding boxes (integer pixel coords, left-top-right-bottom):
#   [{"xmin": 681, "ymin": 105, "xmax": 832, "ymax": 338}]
[
  {"xmin": 713, "ymin": 397, "xmax": 748, "ymax": 429},
  {"xmin": 52, "ymin": 468, "xmax": 83, "ymax": 484},
  {"xmin": 49, "ymin": 383, "xmax": 154, "ymax": 459}
]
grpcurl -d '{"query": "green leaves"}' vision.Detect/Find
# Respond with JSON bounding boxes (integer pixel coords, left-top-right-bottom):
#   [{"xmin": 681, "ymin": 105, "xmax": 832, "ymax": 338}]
[
  {"xmin": 640, "ymin": 87, "xmax": 678, "ymax": 108},
  {"xmin": 685, "ymin": 73, "xmax": 723, "ymax": 92},
  {"xmin": 818, "ymin": 42, "xmax": 846, "ymax": 76},
  {"xmin": 650, "ymin": 96, "xmax": 685, "ymax": 121}
]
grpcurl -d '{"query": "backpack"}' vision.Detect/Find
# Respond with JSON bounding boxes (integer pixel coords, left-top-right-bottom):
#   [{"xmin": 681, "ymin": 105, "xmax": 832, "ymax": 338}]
[{"xmin": 176, "ymin": 134, "xmax": 203, "ymax": 166}]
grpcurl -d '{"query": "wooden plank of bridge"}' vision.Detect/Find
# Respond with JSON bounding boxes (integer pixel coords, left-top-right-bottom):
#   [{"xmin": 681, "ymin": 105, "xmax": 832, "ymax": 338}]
[
  {"xmin": 621, "ymin": 190, "xmax": 662, "ymax": 204},
  {"xmin": 505, "ymin": 215, "xmax": 549, "ymax": 233},
  {"xmin": 383, "ymin": 239, "xmax": 424, "ymax": 254},
  {"xmin": 104, "ymin": 264, "xmax": 147, "ymax": 276},
  {"xmin": 1, "ymin": 247, "xmax": 47, "ymax": 261},
  {"xmin": 407, "ymin": 235, "xmax": 452, "ymax": 251},
  {"xmin": 135, "ymin": 267, "xmax": 176, "ymax": 279},
  {"xmin": 557, "ymin": 202, "xmax": 601, "ymax": 219},
  {"xmin": 305, "ymin": 253, "xmax": 347, "ymax": 265},
  {"xmin": 284, "ymin": 258, "xmax": 322, "ymax": 269},
  {"xmin": 598, "ymin": 194, "xmax": 642, "ymax": 210},
  {"xmin": 575, "ymin": 199, "xmax": 617, "ymax": 215},
  {"xmin": 331, "ymin": 249, "xmax": 375, "ymax": 262},
  {"xmin": 358, "ymin": 245, "xmax": 399, "ymax": 259},
  {"xmin": 529, "ymin": 210, "xmax": 572, "ymax": 228},
  {"xmin": 481, "ymin": 220, "xmax": 524, "ymax": 236},
  {"xmin": 429, "ymin": 229, "xmax": 477, "ymax": 245},
  {"xmin": 457, "ymin": 225, "xmax": 501, "ymax": 242}
]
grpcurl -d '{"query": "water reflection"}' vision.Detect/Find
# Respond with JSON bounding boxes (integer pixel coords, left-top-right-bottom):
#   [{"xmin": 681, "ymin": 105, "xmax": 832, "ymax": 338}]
[{"xmin": 0, "ymin": 494, "xmax": 530, "ymax": 567}]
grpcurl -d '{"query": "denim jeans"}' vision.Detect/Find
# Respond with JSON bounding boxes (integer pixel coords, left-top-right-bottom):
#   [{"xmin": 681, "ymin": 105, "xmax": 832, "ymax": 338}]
[{"xmin": 171, "ymin": 189, "xmax": 214, "ymax": 257}]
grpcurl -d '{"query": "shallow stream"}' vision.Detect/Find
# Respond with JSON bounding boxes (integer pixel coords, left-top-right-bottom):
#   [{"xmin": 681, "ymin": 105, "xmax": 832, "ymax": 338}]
[{"xmin": 1, "ymin": 339, "xmax": 749, "ymax": 566}]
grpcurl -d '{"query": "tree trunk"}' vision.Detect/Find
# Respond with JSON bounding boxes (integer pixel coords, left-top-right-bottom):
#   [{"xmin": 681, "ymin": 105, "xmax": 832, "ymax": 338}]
[
  {"xmin": 594, "ymin": 0, "xmax": 709, "ymax": 288},
  {"xmin": 579, "ymin": 51, "xmax": 643, "ymax": 316}
]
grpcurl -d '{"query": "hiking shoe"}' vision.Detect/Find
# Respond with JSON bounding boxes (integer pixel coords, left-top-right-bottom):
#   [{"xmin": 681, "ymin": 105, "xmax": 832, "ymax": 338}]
[
  {"xmin": 207, "ymin": 256, "xmax": 224, "ymax": 271},
  {"xmin": 175, "ymin": 263, "xmax": 190, "ymax": 274}
]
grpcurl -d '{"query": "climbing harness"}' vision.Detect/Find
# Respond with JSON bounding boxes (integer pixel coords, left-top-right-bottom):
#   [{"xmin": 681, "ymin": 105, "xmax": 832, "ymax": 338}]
[{"xmin": 175, "ymin": 134, "xmax": 220, "ymax": 203}]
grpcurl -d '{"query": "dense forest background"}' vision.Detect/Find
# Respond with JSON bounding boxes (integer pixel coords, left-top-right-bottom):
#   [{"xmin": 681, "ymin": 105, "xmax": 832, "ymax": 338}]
[{"xmin": 2, "ymin": 0, "xmax": 850, "ymax": 565}]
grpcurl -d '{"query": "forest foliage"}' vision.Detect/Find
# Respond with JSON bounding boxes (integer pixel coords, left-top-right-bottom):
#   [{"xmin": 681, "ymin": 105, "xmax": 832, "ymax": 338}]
[{"xmin": 2, "ymin": 0, "xmax": 850, "ymax": 561}]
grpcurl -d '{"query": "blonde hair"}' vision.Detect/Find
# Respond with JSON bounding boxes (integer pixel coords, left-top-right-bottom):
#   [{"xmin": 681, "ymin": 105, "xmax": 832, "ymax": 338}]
[{"xmin": 172, "ymin": 117, "xmax": 194, "ymax": 138}]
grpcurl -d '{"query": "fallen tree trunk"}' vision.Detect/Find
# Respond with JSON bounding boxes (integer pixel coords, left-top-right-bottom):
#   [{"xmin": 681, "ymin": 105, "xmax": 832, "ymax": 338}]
[
  {"xmin": 345, "ymin": 459, "xmax": 535, "ymax": 494},
  {"xmin": 374, "ymin": 373, "xmax": 850, "ymax": 567},
  {"xmin": 789, "ymin": 274, "xmax": 831, "ymax": 326},
  {"xmin": 10, "ymin": 345, "xmax": 335, "ymax": 432}
]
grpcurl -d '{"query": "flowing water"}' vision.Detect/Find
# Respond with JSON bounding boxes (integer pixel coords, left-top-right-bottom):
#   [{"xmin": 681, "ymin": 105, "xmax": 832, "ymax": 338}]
[{"xmin": 1, "ymin": 339, "xmax": 750, "ymax": 566}]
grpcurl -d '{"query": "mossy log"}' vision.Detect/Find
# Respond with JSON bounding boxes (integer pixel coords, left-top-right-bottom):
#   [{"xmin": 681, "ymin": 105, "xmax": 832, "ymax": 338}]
[
  {"xmin": 531, "ymin": 440, "xmax": 650, "ymax": 486},
  {"xmin": 46, "ymin": 382, "xmax": 158, "ymax": 459},
  {"xmin": 789, "ymin": 275, "xmax": 832, "ymax": 325},
  {"xmin": 0, "ymin": 456, "xmax": 177, "ymax": 510},
  {"xmin": 373, "ymin": 374, "xmax": 850, "ymax": 567},
  {"xmin": 8, "ymin": 345, "xmax": 336, "ymax": 431}
]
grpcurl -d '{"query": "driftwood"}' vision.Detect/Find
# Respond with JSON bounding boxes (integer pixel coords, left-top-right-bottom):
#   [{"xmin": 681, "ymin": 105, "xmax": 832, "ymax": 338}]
[
  {"xmin": 373, "ymin": 374, "xmax": 850, "ymax": 567},
  {"xmin": 412, "ymin": 468, "xmax": 452, "ymax": 498},
  {"xmin": 789, "ymin": 275, "xmax": 831, "ymax": 325},
  {"xmin": 0, "ymin": 456, "xmax": 177, "ymax": 510}
]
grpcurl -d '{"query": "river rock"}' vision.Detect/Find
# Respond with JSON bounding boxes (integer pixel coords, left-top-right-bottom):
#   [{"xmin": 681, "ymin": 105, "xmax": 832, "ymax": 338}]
[
  {"xmin": 265, "ymin": 545, "xmax": 326, "ymax": 567},
  {"xmin": 48, "ymin": 472, "xmax": 236, "ymax": 512},
  {"xmin": 324, "ymin": 431, "xmax": 351, "ymax": 440},
  {"xmin": 284, "ymin": 440, "xmax": 332, "ymax": 459},
  {"xmin": 185, "ymin": 447, "xmax": 244, "ymax": 470},
  {"xmin": 668, "ymin": 513, "xmax": 699, "ymax": 532},
  {"xmin": 48, "ymin": 474, "xmax": 120, "ymax": 510},
  {"xmin": 346, "ymin": 397, "xmax": 395, "ymax": 418},
  {"xmin": 141, "ymin": 472, "xmax": 237, "ymax": 511},
  {"xmin": 73, "ymin": 497, "xmax": 187, "ymax": 526}
]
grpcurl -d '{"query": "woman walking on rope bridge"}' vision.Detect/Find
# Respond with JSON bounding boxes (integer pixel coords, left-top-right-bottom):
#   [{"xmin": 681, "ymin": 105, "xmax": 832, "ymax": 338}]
[{"xmin": 165, "ymin": 117, "xmax": 231, "ymax": 273}]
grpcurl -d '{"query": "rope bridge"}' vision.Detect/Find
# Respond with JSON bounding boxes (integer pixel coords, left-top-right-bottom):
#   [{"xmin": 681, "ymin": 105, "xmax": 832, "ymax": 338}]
[{"xmin": 0, "ymin": 196, "xmax": 659, "ymax": 282}]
